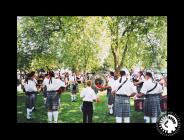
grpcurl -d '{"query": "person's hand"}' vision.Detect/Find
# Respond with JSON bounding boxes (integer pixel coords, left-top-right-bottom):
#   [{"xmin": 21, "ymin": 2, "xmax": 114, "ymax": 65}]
[
  {"xmin": 135, "ymin": 93, "xmax": 140, "ymax": 98},
  {"xmin": 111, "ymin": 91, "xmax": 116, "ymax": 96}
]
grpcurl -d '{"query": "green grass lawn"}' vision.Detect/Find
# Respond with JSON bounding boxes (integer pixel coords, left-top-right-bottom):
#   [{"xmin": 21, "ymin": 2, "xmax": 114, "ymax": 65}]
[{"xmin": 17, "ymin": 84, "xmax": 144, "ymax": 123}]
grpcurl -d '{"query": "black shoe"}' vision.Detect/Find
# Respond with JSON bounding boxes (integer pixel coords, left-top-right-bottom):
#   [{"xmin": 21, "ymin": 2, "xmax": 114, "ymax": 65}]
[
  {"xmin": 107, "ymin": 112, "xmax": 113, "ymax": 116},
  {"xmin": 26, "ymin": 118, "xmax": 32, "ymax": 121}
]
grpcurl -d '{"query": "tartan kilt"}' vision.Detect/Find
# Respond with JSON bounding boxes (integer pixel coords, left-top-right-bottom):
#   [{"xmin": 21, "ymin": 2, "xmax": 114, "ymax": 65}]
[
  {"xmin": 114, "ymin": 95, "xmax": 130, "ymax": 117},
  {"xmin": 107, "ymin": 87, "xmax": 114, "ymax": 105},
  {"xmin": 46, "ymin": 91, "xmax": 60, "ymax": 110},
  {"xmin": 25, "ymin": 92, "xmax": 36, "ymax": 109},
  {"xmin": 70, "ymin": 84, "xmax": 77, "ymax": 94},
  {"xmin": 43, "ymin": 86, "xmax": 47, "ymax": 98},
  {"xmin": 144, "ymin": 95, "xmax": 161, "ymax": 117}
]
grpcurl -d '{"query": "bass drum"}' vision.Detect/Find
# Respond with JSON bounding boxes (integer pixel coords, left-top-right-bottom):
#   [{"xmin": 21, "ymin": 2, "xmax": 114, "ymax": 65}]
[{"xmin": 90, "ymin": 73, "xmax": 108, "ymax": 87}]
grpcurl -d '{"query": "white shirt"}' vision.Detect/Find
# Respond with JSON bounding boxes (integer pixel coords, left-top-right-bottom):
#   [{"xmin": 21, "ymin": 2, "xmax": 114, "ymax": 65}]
[
  {"xmin": 69, "ymin": 75, "xmax": 76, "ymax": 83},
  {"xmin": 112, "ymin": 76, "xmax": 126, "ymax": 92},
  {"xmin": 80, "ymin": 87, "xmax": 97, "ymax": 102},
  {"xmin": 140, "ymin": 79, "xmax": 163, "ymax": 95},
  {"xmin": 42, "ymin": 77, "xmax": 50, "ymax": 87},
  {"xmin": 108, "ymin": 77, "xmax": 115, "ymax": 89},
  {"xmin": 116, "ymin": 80, "xmax": 137, "ymax": 96},
  {"xmin": 119, "ymin": 76, "xmax": 127, "ymax": 84},
  {"xmin": 24, "ymin": 80, "xmax": 37, "ymax": 92},
  {"xmin": 33, "ymin": 78, "xmax": 37, "ymax": 84},
  {"xmin": 47, "ymin": 78, "xmax": 65, "ymax": 91}
]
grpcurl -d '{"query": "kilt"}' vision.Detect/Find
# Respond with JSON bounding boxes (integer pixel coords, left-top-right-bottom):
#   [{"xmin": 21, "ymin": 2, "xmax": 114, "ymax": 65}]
[
  {"xmin": 70, "ymin": 84, "xmax": 77, "ymax": 94},
  {"xmin": 43, "ymin": 86, "xmax": 47, "ymax": 98},
  {"xmin": 144, "ymin": 94, "xmax": 161, "ymax": 117},
  {"xmin": 25, "ymin": 92, "xmax": 36, "ymax": 109},
  {"xmin": 46, "ymin": 91, "xmax": 60, "ymax": 110},
  {"xmin": 107, "ymin": 87, "xmax": 114, "ymax": 105},
  {"xmin": 114, "ymin": 95, "xmax": 130, "ymax": 117}
]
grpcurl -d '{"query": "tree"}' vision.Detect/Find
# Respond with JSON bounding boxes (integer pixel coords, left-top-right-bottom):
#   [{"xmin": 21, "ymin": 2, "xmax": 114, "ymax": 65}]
[
  {"xmin": 106, "ymin": 16, "xmax": 167, "ymax": 72},
  {"xmin": 17, "ymin": 16, "xmax": 167, "ymax": 73}
]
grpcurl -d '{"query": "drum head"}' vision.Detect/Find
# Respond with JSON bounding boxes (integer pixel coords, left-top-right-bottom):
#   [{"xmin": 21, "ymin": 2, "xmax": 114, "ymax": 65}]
[{"xmin": 90, "ymin": 73, "xmax": 107, "ymax": 87}]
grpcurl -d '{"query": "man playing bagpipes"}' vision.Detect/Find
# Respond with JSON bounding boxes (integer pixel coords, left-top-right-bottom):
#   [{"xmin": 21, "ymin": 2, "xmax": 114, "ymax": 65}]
[{"xmin": 45, "ymin": 71, "xmax": 66, "ymax": 123}]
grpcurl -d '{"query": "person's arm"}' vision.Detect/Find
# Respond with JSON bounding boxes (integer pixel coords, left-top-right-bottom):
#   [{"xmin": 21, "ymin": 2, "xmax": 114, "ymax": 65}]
[
  {"xmin": 136, "ymin": 82, "xmax": 147, "ymax": 97},
  {"xmin": 92, "ymin": 90, "xmax": 97, "ymax": 100},
  {"xmin": 80, "ymin": 89, "xmax": 85, "ymax": 98},
  {"xmin": 128, "ymin": 92, "xmax": 137, "ymax": 97},
  {"xmin": 136, "ymin": 92, "xmax": 144, "ymax": 97}
]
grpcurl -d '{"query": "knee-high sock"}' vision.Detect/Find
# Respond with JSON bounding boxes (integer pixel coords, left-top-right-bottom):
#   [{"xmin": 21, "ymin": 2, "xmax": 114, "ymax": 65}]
[
  {"xmin": 48, "ymin": 112, "xmax": 53, "ymax": 123},
  {"xmin": 71, "ymin": 95, "xmax": 74, "ymax": 100},
  {"xmin": 144, "ymin": 116, "xmax": 150, "ymax": 123},
  {"xmin": 27, "ymin": 108, "xmax": 32, "ymax": 119},
  {"xmin": 123, "ymin": 117, "xmax": 130, "ymax": 123},
  {"xmin": 108, "ymin": 105, "xmax": 113, "ymax": 114},
  {"xmin": 73, "ymin": 95, "xmax": 76, "ymax": 100},
  {"xmin": 151, "ymin": 117, "xmax": 157, "ymax": 123},
  {"xmin": 53, "ymin": 111, "xmax": 58, "ymax": 123},
  {"xmin": 116, "ymin": 117, "xmax": 122, "ymax": 123}
]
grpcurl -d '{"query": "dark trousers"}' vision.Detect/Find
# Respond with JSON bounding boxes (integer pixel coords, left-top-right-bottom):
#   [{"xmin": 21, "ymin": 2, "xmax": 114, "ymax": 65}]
[{"xmin": 82, "ymin": 101, "xmax": 93, "ymax": 123}]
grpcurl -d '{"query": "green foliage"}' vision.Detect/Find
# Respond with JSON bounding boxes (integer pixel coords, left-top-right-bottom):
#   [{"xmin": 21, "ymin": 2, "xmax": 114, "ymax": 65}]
[{"xmin": 17, "ymin": 16, "xmax": 167, "ymax": 72}]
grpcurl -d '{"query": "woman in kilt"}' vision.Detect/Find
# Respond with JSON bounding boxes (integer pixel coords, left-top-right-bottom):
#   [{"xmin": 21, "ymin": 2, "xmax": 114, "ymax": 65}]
[
  {"xmin": 24, "ymin": 71, "xmax": 37, "ymax": 120},
  {"xmin": 46, "ymin": 71, "xmax": 63, "ymax": 123},
  {"xmin": 137, "ymin": 72, "xmax": 163, "ymax": 123}
]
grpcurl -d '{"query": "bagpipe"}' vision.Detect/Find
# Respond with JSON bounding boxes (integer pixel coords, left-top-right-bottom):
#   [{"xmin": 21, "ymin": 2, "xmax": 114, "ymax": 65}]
[{"xmin": 56, "ymin": 86, "xmax": 66, "ymax": 95}]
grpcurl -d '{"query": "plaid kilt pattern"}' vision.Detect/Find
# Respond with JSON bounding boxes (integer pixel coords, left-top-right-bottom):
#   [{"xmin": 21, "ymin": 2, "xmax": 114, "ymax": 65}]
[
  {"xmin": 46, "ymin": 91, "xmax": 60, "ymax": 110},
  {"xmin": 144, "ymin": 95, "xmax": 161, "ymax": 117},
  {"xmin": 107, "ymin": 87, "xmax": 114, "ymax": 105},
  {"xmin": 25, "ymin": 92, "xmax": 36, "ymax": 109},
  {"xmin": 114, "ymin": 95, "xmax": 130, "ymax": 117},
  {"xmin": 70, "ymin": 84, "xmax": 77, "ymax": 94},
  {"xmin": 43, "ymin": 86, "xmax": 47, "ymax": 98}
]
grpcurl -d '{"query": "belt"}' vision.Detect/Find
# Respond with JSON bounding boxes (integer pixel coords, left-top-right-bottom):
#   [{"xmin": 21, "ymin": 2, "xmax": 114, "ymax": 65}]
[
  {"xmin": 47, "ymin": 90, "xmax": 57, "ymax": 92},
  {"xmin": 116, "ymin": 94, "xmax": 128, "ymax": 97},
  {"xmin": 26, "ymin": 91, "xmax": 36, "ymax": 94},
  {"xmin": 83, "ymin": 101, "xmax": 93, "ymax": 103},
  {"xmin": 145, "ymin": 94, "xmax": 160, "ymax": 98}
]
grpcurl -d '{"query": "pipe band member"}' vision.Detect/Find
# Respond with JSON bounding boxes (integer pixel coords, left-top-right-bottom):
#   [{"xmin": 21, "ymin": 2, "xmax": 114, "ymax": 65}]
[
  {"xmin": 42, "ymin": 73, "xmax": 49, "ymax": 105},
  {"xmin": 24, "ymin": 71, "xmax": 37, "ymax": 120},
  {"xmin": 113, "ymin": 71, "xmax": 137, "ymax": 123},
  {"xmin": 137, "ymin": 72, "xmax": 163, "ymax": 123},
  {"xmin": 107, "ymin": 71, "xmax": 115, "ymax": 115},
  {"xmin": 69, "ymin": 72, "xmax": 77, "ymax": 102},
  {"xmin": 80, "ymin": 80, "xmax": 97, "ymax": 123},
  {"xmin": 46, "ymin": 71, "xmax": 64, "ymax": 123}
]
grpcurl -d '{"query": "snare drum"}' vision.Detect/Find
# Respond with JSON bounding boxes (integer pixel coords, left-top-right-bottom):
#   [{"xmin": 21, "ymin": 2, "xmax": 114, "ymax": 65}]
[
  {"xmin": 134, "ymin": 98, "xmax": 144, "ymax": 112},
  {"xmin": 160, "ymin": 95, "xmax": 167, "ymax": 112}
]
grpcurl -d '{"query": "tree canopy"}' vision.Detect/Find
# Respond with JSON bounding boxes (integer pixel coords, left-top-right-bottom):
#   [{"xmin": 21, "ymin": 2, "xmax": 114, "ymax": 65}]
[{"xmin": 17, "ymin": 16, "xmax": 167, "ymax": 73}]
